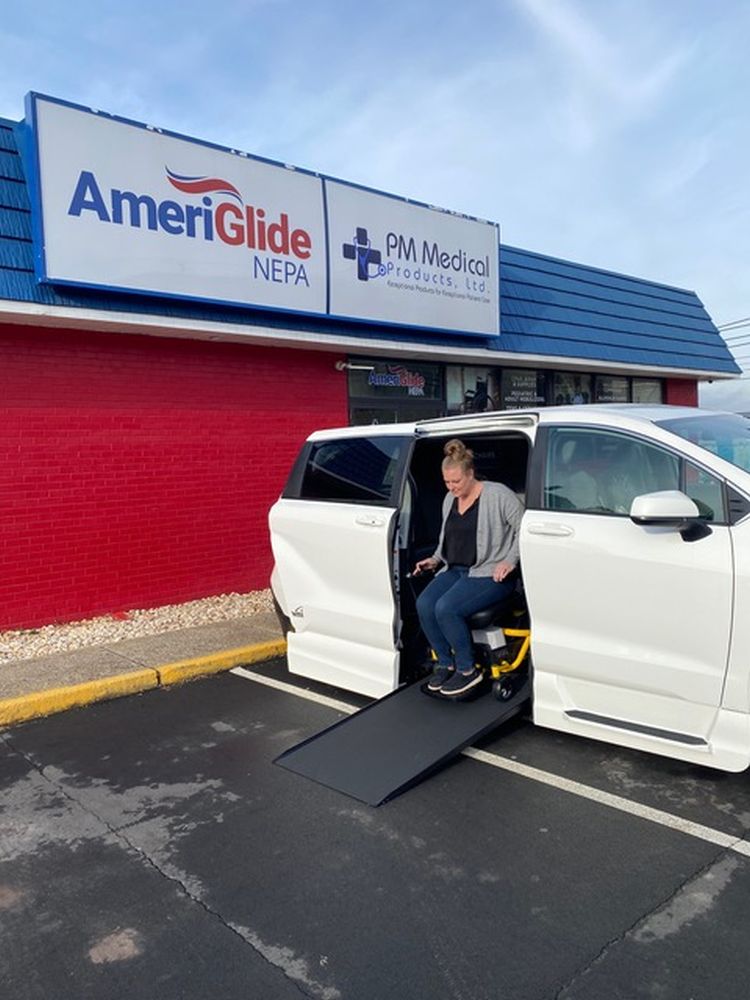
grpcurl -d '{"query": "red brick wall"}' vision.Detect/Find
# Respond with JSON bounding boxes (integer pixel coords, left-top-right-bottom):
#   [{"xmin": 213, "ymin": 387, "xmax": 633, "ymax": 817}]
[
  {"xmin": 0, "ymin": 324, "xmax": 347, "ymax": 630},
  {"xmin": 665, "ymin": 378, "xmax": 698, "ymax": 406}
]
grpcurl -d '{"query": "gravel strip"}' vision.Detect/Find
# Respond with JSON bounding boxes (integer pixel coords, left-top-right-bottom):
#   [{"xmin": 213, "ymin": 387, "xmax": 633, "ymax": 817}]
[{"xmin": 0, "ymin": 590, "xmax": 275, "ymax": 664}]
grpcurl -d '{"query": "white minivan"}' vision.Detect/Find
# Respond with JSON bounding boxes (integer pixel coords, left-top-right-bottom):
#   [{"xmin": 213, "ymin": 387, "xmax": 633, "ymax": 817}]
[{"xmin": 269, "ymin": 405, "xmax": 750, "ymax": 772}]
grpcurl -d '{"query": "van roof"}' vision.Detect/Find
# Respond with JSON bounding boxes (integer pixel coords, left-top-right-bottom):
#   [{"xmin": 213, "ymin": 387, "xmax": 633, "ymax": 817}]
[{"xmin": 305, "ymin": 404, "xmax": 729, "ymax": 441}]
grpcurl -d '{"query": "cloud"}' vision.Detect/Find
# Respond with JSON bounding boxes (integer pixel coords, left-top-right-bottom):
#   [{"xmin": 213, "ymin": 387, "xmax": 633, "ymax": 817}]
[
  {"xmin": 0, "ymin": 0, "xmax": 747, "ymax": 366},
  {"xmin": 645, "ymin": 134, "xmax": 714, "ymax": 201},
  {"xmin": 512, "ymin": 0, "xmax": 694, "ymax": 148}
]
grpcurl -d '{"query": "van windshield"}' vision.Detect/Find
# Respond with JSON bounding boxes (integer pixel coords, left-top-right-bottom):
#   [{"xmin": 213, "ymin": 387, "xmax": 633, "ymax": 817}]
[{"xmin": 656, "ymin": 413, "xmax": 750, "ymax": 474}]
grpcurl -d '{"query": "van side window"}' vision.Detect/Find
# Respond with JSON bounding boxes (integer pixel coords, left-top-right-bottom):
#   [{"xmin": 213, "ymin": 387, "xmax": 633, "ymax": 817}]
[
  {"xmin": 683, "ymin": 462, "xmax": 725, "ymax": 522},
  {"xmin": 300, "ymin": 436, "xmax": 406, "ymax": 504},
  {"xmin": 544, "ymin": 428, "xmax": 681, "ymax": 515}
]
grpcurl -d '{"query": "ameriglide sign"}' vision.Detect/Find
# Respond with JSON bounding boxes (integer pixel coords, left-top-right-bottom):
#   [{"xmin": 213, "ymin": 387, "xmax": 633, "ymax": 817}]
[{"xmin": 26, "ymin": 93, "xmax": 500, "ymax": 338}]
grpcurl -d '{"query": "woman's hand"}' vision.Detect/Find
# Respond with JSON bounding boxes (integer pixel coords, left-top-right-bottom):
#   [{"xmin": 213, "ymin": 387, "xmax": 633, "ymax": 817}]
[
  {"xmin": 413, "ymin": 557, "xmax": 439, "ymax": 576},
  {"xmin": 493, "ymin": 561, "xmax": 515, "ymax": 583}
]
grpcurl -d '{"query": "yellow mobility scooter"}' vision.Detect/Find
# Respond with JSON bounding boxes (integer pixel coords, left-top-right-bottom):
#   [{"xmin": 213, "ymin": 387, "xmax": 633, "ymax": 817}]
[{"xmin": 423, "ymin": 589, "xmax": 531, "ymax": 702}]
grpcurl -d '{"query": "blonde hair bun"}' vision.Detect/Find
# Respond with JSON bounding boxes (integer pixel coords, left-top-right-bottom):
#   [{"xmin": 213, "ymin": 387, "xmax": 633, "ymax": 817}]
[{"xmin": 442, "ymin": 438, "xmax": 474, "ymax": 472}]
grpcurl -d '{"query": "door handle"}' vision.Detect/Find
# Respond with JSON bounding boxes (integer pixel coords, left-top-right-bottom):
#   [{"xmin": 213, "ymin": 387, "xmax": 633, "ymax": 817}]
[
  {"xmin": 526, "ymin": 522, "xmax": 575, "ymax": 537},
  {"xmin": 355, "ymin": 515, "xmax": 386, "ymax": 527}
]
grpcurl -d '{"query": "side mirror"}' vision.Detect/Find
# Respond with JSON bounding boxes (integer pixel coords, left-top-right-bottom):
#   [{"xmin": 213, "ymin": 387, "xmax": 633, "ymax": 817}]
[{"xmin": 629, "ymin": 491, "xmax": 711, "ymax": 542}]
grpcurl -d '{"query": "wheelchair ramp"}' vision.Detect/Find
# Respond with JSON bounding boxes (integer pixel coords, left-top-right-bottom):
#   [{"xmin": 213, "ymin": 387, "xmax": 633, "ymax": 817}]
[{"xmin": 274, "ymin": 678, "xmax": 529, "ymax": 806}]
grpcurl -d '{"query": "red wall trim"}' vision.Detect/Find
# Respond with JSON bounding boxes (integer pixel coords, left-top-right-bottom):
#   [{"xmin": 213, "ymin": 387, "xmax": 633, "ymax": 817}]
[
  {"xmin": 664, "ymin": 378, "xmax": 699, "ymax": 407},
  {"xmin": 0, "ymin": 324, "xmax": 347, "ymax": 629}
]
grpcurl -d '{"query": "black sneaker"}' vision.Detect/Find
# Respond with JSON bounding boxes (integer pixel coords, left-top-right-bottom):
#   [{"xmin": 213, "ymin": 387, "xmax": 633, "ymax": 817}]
[
  {"xmin": 441, "ymin": 668, "xmax": 483, "ymax": 697},
  {"xmin": 427, "ymin": 666, "xmax": 454, "ymax": 691}
]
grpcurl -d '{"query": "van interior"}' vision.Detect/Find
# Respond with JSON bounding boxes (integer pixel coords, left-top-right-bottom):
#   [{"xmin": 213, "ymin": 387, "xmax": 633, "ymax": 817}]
[{"xmin": 396, "ymin": 431, "xmax": 531, "ymax": 683}]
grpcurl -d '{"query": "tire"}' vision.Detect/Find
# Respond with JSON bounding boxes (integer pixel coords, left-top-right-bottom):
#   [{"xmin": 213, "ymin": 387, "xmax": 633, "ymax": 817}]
[{"xmin": 493, "ymin": 678, "xmax": 514, "ymax": 701}]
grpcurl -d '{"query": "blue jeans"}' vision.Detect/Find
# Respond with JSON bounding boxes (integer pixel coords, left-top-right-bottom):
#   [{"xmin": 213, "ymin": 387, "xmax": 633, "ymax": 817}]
[{"xmin": 416, "ymin": 566, "xmax": 516, "ymax": 672}]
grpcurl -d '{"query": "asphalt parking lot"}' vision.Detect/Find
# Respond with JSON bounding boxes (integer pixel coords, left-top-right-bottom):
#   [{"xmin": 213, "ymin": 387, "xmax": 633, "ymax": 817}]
[{"xmin": 2, "ymin": 658, "xmax": 750, "ymax": 1000}]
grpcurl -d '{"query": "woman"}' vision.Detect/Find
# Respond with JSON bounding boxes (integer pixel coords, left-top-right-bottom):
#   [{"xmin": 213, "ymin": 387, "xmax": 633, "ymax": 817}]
[{"xmin": 413, "ymin": 439, "xmax": 523, "ymax": 697}]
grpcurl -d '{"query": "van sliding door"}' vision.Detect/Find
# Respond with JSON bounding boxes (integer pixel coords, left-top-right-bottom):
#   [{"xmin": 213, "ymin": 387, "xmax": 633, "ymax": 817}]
[{"xmin": 269, "ymin": 433, "xmax": 411, "ymax": 698}]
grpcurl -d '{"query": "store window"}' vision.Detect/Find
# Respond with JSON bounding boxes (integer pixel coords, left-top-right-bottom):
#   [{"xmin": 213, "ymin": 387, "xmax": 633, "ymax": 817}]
[
  {"xmin": 446, "ymin": 365, "xmax": 500, "ymax": 414},
  {"xmin": 553, "ymin": 372, "xmax": 592, "ymax": 406},
  {"xmin": 344, "ymin": 356, "xmax": 666, "ymax": 424},
  {"xmin": 500, "ymin": 369, "xmax": 547, "ymax": 409},
  {"xmin": 594, "ymin": 375, "xmax": 629, "ymax": 403},
  {"xmin": 632, "ymin": 379, "xmax": 663, "ymax": 403},
  {"xmin": 347, "ymin": 358, "xmax": 445, "ymax": 426}
]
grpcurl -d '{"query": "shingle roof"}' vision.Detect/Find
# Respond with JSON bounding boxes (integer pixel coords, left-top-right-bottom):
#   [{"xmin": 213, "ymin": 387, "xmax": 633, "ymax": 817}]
[
  {"xmin": 0, "ymin": 115, "xmax": 739, "ymax": 375},
  {"xmin": 498, "ymin": 245, "xmax": 737, "ymax": 373}
]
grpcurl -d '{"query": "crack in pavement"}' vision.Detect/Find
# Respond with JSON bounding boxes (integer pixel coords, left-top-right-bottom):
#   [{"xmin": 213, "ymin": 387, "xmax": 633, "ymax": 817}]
[
  {"xmin": 0, "ymin": 733, "xmax": 338, "ymax": 1000},
  {"xmin": 102, "ymin": 647, "xmax": 161, "ymax": 670},
  {"xmin": 552, "ymin": 845, "xmax": 740, "ymax": 999}
]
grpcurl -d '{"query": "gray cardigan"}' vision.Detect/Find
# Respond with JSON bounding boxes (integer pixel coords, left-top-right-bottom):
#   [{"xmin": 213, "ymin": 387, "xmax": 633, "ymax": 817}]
[{"xmin": 432, "ymin": 481, "xmax": 523, "ymax": 577}]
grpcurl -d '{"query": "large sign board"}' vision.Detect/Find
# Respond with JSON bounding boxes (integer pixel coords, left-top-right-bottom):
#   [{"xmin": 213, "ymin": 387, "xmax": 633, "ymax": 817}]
[
  {"xmin": 26, "ymin": 93, "xmax": 499, "ymax": 338},
  {"xmin": 328, "ymin": 181, "xmax": 498, "ymax": 335}
]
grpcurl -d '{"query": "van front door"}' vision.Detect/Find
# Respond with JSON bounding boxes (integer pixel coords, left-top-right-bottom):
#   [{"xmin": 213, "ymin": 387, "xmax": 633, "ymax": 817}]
[
  {"xmin": 269, "ymin": 433, "xmax": 411, "ymax": 698},
  {"xmin": 522, "ymin": 425, "xmax": 734, "ymax": 754}
]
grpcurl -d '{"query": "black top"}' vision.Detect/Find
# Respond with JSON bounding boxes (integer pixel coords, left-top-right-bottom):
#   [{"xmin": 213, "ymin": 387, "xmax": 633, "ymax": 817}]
[{"xmin": 442, "ymin": 496, "xmax": 479, "ymax": 567}]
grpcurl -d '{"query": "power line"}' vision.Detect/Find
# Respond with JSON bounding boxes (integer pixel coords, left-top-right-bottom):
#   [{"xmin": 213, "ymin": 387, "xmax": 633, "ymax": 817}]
[{"xmin": 718, "ymin": 316, "xmax": 750, "ymax": 331}]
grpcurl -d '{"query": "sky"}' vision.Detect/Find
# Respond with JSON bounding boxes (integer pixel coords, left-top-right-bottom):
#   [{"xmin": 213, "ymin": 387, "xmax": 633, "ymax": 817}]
[{"xmin": 2, "ymin": 0, "xmax": 749, "ymax": 409}]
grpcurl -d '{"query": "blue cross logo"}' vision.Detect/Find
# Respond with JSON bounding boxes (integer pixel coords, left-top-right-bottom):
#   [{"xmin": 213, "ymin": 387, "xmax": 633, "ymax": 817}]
[{"xmin": 342, "ymin": 227, "xmax": 382, "ymax": 281}]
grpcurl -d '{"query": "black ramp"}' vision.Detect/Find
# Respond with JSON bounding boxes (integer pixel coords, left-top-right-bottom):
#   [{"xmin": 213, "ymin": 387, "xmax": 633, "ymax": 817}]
[{"xmin": 274, "ymin": 679, "xmax": 529, "ymax": 806}]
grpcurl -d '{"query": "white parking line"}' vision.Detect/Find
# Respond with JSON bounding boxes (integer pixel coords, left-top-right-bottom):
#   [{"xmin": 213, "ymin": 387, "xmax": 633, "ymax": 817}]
[
  {"xmin": 462, "ymin": 748, "xmax": 750, "ymax": 856},
  {"xmin": 231, "ymin": 667, "xmax": 358, "ymax": 715},
  {"xmin": 231, "ymin": 667, "xmax": 750, "ymax": 858}
]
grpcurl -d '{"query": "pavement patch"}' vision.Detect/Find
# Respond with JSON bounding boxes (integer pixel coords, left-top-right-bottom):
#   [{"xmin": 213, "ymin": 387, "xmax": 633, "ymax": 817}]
[{"xmin": 88, "ymin": 928, "xmax": 143, "ymax": 964}]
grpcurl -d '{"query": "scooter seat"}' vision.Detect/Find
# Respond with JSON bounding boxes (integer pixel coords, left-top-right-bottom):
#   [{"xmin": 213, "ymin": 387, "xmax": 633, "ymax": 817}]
[
  {"xmin": 467, "ymin": 588, "xmax": 527, "ymax": 629},
  {"xmin": 467, "ymin": 606, "xmax": 505, "ymax": 629}
]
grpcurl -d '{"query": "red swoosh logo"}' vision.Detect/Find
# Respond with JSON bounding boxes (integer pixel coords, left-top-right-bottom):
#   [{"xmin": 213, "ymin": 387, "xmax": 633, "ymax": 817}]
[{"xmin": 166, "ymin": 168, "xmax": 242, "ymax": 202}]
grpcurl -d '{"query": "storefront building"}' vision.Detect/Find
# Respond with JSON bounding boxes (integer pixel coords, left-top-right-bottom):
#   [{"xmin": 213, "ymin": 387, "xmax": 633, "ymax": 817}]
[{"xmin": 0, "ymin": 94, "xmax": 739, "ymax": 629}]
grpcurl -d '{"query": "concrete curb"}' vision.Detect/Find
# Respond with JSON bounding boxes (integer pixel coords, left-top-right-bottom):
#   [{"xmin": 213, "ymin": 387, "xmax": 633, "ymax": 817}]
[{"xmin": 0, "ymin": 638, "xmax": 287, "ymax": 728}]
